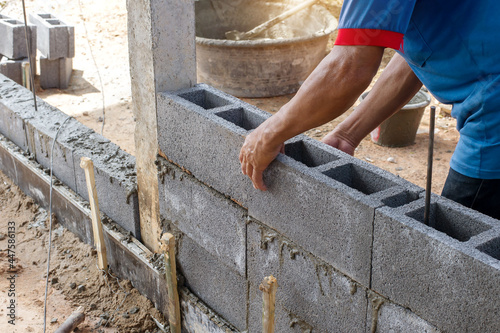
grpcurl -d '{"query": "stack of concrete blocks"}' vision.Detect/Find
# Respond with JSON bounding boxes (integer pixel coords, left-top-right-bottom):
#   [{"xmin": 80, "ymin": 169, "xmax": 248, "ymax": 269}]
[
  {"xmin": 0, "ymin": 74, "xmax": 140, "ymax": 240},
  {"xmin": 0, "ymin": 14, "xmax": 37, "ymax": 85},
  {"xmin": 29, "ymin": 13, "xmax": 74, "ymax": 89},
  {"xmin": 156, "ymin": 83, "xmax": 500, "ymax": 332}
]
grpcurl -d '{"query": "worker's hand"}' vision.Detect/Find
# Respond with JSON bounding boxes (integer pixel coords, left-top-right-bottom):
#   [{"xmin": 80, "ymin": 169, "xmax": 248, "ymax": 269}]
[
  {"xmin": 321, "ymin": 129, "xmax": 357, "ymax": 156},
  {"xmin": 239, "ymin": 128, "xmax": 284, "ymax": 191}
]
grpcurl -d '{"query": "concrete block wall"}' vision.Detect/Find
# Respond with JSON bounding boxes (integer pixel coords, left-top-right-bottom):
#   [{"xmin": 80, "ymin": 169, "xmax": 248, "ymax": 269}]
[
  {"xmin": 0, "ymin": 74, "xmax": 140, "ymax": 238},
  {"xmin": 156, "ymin": 83, "xmax": 500, "ymax": 332}
]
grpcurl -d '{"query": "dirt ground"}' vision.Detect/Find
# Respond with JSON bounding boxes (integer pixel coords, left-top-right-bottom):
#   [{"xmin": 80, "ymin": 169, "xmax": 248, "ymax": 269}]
[{"xmin": 0, "ymin": 0, "xmax": 459, "ymax": 331}]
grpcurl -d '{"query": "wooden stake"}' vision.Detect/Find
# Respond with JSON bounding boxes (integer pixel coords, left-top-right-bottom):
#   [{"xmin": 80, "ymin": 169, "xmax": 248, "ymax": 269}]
[
  {"xmin": 160, "ymin": 233, "xmax": 181, "ymax": 333},
  {"xmin": 54, "ymin": 306, "xmax": 85, "ymax": 333},
  {"xmin": 260, "ymin": 275, "xmax": 278, "ymax": 333},
  {"xmin": 80, "ymin": 157, "xmax": 108, "ymax": 272},
  {"xmin": 22, "ymin": 61, "xmax": 30, "ymax": 90}
]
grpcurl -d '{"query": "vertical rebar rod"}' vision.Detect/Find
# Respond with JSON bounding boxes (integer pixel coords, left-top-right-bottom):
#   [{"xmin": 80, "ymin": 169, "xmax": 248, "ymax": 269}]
[
  {"xmin": 21, "ymin": 0, "xmax": 37, "ymax": 111},
  {"xmin": 424, "ymin": 106, "xmax": 436, "ymax": 225}
]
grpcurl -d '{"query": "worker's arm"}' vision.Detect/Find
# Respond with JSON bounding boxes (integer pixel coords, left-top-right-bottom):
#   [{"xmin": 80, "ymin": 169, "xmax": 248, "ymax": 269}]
[
  {"xmin": 321, "ymin": 53, "xmax": 422, "ymax": 152},
  {"xmin": 239, "ymin": 45, "xmax": 384, "ymax": 190}
]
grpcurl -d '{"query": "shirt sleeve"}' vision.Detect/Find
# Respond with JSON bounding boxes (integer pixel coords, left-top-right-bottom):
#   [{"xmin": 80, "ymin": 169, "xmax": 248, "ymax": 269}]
[{"xmin": 335, "ymin": 0, "xmax": 417, "ymax": 50}]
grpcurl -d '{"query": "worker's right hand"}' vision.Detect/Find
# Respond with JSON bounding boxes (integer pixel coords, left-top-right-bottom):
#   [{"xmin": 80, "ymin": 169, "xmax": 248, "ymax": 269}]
[
  {"xmin": 321, "ymin": 129, "xmax": 357, "ymax": 156},
  {"xmin": 239, "ymin": 127, "xmax": 284, "ymax": 191}
]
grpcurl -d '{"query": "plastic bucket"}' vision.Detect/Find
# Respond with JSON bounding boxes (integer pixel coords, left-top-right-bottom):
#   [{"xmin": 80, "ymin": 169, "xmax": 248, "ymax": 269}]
[{"xmin": 360, "ymin": 90, "xmax": 431, "ymax": 147}]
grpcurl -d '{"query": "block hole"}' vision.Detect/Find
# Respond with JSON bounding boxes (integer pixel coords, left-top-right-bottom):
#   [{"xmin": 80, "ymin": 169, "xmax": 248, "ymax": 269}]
[
  {"xmin": 477, "ymin": 238, "xmax": 500, "ymax": 261},
  {"xmin": 285, "ymin": 140, "xmax": 338, "ymax": 168},
  {"xmin": 47, "ymin": 19, "xmax": 62, "ymax": 26},
  {"xmin": 381, "ymin": 191, "xmax": 420, "ymax": 208},
  {"xmin": 406, "ymin": 203, "xmax": 491, "ymax": 242},
  {"xmin": 215, "ymin": 107, "xmax": 266, "ymax": 131},
  {"xmin": 178, "ymin": 89, "xmax": 232, "ymax": 110},
  {"xmin": 38, "ymin": 14, "xmax": 54, "ymax": 19},
  {"xmin": 5, "ymin": 19, "xmax": 21, "ymax": 25},
  {"xmin": 322, "ymin": 163, "xmax": 397, "ymax": 195}
]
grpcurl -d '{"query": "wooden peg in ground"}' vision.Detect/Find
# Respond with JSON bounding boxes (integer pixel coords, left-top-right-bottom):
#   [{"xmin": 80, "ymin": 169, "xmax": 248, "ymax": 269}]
[
  {"xmin": 54, "ymin": 306, "xmax": 85, "ymax": 333},
  {"xmin": 160, "ymin": 233, "xmax": 181, "ymax": 333},
  {"xmin": 260, "ymin": 275, "xmax": 278, "ymax": 333},
  {"xmin": 80, "ymin": 157, "xmax": 108, "ymax": 272}
]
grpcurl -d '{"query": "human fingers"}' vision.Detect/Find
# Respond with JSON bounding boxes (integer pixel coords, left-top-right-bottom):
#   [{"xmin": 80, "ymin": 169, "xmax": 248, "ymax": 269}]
[{"xmin": 251, "ymin": 168, "xmax": 267, "ymax": 191}]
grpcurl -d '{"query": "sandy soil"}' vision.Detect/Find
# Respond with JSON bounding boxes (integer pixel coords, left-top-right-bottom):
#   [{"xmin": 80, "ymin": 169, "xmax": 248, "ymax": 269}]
[
  {"xmin": 0, "ymin": 170, "xmax": 165, "ymax": 332},
  {"xmin": 0, "ymin": 0, "xmax": 459, "ymax": 331}
]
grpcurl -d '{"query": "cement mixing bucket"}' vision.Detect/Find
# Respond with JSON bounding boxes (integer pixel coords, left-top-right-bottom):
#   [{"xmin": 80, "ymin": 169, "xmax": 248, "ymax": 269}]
[
  {"xmin": 195, "ymin": 0, "xmax": 337, "ymax": 97},
  {"xmin": 360, "ymin": 90, "xmax": 431, "ymax": 147}
]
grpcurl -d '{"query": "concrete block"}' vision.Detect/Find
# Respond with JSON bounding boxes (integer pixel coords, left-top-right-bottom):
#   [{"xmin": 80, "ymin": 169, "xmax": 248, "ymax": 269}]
[
  {"xmin": 71, "ymin": 135, "xmax": 140, "ymax": 239},
  {"xmin": 157, "ymin": 157, "xmax": 247, "ymax": 275},
  {"xmin": 157, "ymin": 84, "xmax": 270, "ymax": 205},
  {"xmin": 0, "ymin": 14, "xmax": 37, "ymax": 59},
  {"xmin": 0, "ymin": 56, "xmax": 24, "ymax": 85},
  {"xmin": 247, "ymin": 220, "xmax": 369, "ymax": 332},
  {"xmin": 39, "ymin": 55, "xmax": 72, "ymax": 89},
  {"xmin": 374, "ymin": 302, "xmax": 441, "ymax": 333},
  {"xmin": 177, "ymin": 234, "xmax": 248, "ymax": 331},
  {"xmin": 158, "ymin": 84, "xmax": 423, "ymax": 285},
  {"xmin": 372, "ymin": 196, "xmax": 500, "ymax": 332},
  {"xmin": 0, "ymin": 74, "xmax": 38, "ymax": 151},
  {"xmin": 25, "ymin": 105, "xmax": 78, "ymax": 191},
  {"xmin": 29, "ymin": 13, "xmax": 74, "ymax": 60}
]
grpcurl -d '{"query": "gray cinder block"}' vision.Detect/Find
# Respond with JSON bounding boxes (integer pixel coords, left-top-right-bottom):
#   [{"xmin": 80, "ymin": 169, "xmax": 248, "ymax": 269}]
[
  {"xmin": 157, "ymin": 157, "xmax": 247, "ymax": 275},
  {"xmin": 29, "ymin": 13, "xmax": 74, "ymax": 60},
  {"xmin": 177, "ymin": 234, "xmax": 248, "ymax": 331},
  {"xmin": 247, "ymin": 220, "xmax": 368, "ymax": 332},
  {"xmin": 0, "ymin": 14, "xmax": 37, "ymax": 60},
  {"xmin": 25, "ymin": 104, "xmax": 79, "ymax": 191},
  {"xmin": 71, "ymin": 134, "xmax": 140, "ymax": 240},
  {"xmin": 39, "ymin": 55, "xmax": 72, "ymax": 89},
  {"xmin": 372, "ymin": 195, "xmax": 500, "ymax": 332},
  {"xmin": 0, "ymin": 56, "xmax": 25, "ymax": 85},
  {"xmin": 0, "ymin": 74, "xmax": 38, "ymax": 150},
  {"xmin": 157, "ymin": 84, "xmax": 423, "ymax": 285},
  {"xmin": 374, "ymin": 302, "xmax": 441, "ymax": 333}
]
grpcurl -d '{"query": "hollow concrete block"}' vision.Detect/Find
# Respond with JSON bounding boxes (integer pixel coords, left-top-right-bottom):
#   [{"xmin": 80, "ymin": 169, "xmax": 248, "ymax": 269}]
[
  {"xmin": 0, "ymin": 14, "xmax": 37, "ymax": 60},
  {"xmin": 28, "ymin": 13, "xmax": 74, "ymax": 60},
  {"xmin": 247, "ymin": 220, "xmax": 369, "ymax": 332},
  {"xmin": 157, "ymin": 157, "xmax": 247, "ymax": 275},
  {"xmin": 372, "ymin": 196, "xmax": 500, "ymax": 332},
  {"xmin": 71, "ymin": 136, "xmax": 140, "ymax": 240},
  {"xmin": 374, "ymin": 302, "xmax": 441, "ymax": 333},
  {"xmin": 0, "ymin": 74, "xmax": 38, "ymax": 151},
  {"xmin": 0, "ymin": 56, "xmax": 24, "ymax": 85},
  {"xmin": 177, "ymin": 234, "xmax": 248, "ymax": 331},
  {"xmin": 39, "ymin": 55, "xmax": 72, "ymax": 89},
  {"xmin": 25, "ymin": 105, "xmax": 78, "ymax": 191}
]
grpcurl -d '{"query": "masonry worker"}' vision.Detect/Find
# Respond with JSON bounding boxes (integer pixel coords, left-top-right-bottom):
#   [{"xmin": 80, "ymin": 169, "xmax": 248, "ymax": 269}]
[{"xmin": 239, "ymin": 0, "xmax": 500, "ymax": 219}]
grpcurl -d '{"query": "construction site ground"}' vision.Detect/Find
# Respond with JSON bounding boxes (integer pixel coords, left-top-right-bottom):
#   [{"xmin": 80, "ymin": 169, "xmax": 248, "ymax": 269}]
[{"xmin": 0, "ymin": 0, "xmax": 459, "ymax": 332}]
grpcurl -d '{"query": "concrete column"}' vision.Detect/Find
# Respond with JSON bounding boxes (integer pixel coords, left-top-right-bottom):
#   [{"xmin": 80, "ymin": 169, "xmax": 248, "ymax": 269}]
[{"xmin": 126, "ymin": 0, "xmax": 196, "ymax": 251}]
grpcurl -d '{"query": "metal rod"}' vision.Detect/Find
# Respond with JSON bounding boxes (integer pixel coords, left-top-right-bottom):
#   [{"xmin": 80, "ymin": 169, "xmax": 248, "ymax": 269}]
[
  {"xmin": 424, "ymin": 106, "xmax": 436, "ymax": 226},
  {"xmin": 21, "ymin": 0, "xmax": 37, "ymax": 111}
]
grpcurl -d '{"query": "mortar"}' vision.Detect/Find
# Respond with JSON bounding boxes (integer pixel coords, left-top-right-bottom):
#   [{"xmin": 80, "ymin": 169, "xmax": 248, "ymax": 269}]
[{"xmin": 195, "ymin": 0, "xmax": 337, "ymax": 97}]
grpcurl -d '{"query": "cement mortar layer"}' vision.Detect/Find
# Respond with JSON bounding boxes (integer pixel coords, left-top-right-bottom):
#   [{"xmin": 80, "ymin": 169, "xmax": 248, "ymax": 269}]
[{"xmin": 0, "ymin": 74, "xmax": 140, "ymax": 238}]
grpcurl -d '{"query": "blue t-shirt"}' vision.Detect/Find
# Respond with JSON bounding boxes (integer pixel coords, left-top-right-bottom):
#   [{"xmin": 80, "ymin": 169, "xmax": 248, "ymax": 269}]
[{"xmin": 336, "ymin": 0, "xmax": 500, "ymax": 179}]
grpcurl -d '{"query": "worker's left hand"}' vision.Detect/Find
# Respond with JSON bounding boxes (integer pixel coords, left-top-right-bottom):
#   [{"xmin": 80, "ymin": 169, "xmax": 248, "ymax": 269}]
[{"xmin": 239, "ymin": 128, "xmax": 284, "ymax": 191}]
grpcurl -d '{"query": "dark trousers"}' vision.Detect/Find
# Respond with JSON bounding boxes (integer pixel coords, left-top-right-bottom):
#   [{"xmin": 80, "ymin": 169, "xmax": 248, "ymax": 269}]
[{"xmin": 441, "ymin": 168, "xmax": 500, "ymax": 220}]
